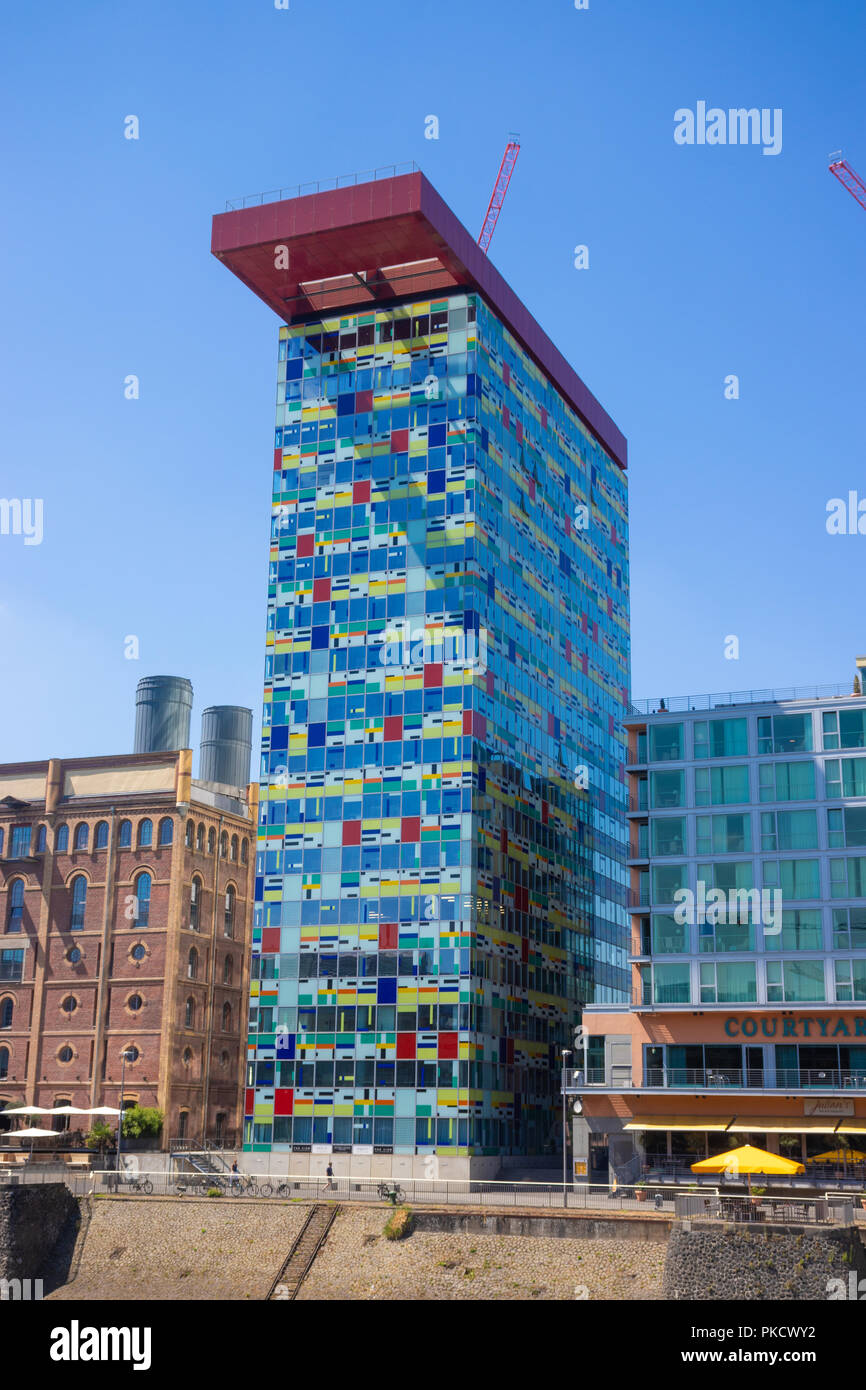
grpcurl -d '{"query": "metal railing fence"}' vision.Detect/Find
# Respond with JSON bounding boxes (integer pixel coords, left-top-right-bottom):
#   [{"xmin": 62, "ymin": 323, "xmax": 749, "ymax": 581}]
[
  {"xmin": 224, "ymin": 163, "xmax": 420, "ymax": 212},
  {"xmin": 0, "ymin": 1168, "xmax": 861, "ymax": 1223}
]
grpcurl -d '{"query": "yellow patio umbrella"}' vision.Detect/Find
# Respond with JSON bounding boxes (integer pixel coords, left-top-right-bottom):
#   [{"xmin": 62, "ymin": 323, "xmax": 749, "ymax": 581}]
[
  {"xmin": 691, "ymin": 1144, "xmax": 805, "ymax": 1177},
  {"xmin": 806, "ymin": 1148, "xmax": 866, "ymax": 1165}
]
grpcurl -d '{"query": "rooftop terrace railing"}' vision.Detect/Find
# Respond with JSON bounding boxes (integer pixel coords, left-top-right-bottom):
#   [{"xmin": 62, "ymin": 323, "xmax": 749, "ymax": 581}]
[
  {"xmin": 629, "ymin": 682, "xmax": 858, "ymax": 717},
  {"xmin": 224, "ymin": 162, "xmax": 421, "ymax": 212}
]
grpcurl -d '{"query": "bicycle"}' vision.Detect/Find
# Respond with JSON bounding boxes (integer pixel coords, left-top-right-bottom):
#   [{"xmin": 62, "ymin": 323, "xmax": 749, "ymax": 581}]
[
  {"xmin": 258, "ymin": 1179, "xmax": 299, "ymax": 1197},
  {"xmin": 126, "ymin": 1176, "xmax": 154, "ymax": 1195},
  {"xmin": 377, "ymin": 1181, "xmax": 404, "ymax": 1205},
  {"xmin": 113, "ymin": 1174, "xmax": 154, "ymax": 1195},
  {"xmin": 227, "ymin": 1173, "xmax": 261, "ymax": 1196}
]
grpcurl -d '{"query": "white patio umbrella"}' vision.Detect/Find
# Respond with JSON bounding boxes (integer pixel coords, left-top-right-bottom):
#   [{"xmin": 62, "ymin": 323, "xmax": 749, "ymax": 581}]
[
  {"xmin": 49, "ymin": 1106, "xmax": 91, "ymax": 1115},
  {"xmin": 1, "ymin": 1105, "xmax": 55, "ymax": 1115},
  {"xmin": 87, "ymin": 1107, "xmax": 122, "ymax": 1116},
  {"xmin": 10, "ymin": 1126, "xmax": 57, "ymax": 1159}
]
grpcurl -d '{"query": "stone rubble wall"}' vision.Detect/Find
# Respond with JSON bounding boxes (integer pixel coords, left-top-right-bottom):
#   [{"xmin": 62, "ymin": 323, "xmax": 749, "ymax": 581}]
[{"xmin": 663, "ymin": 1221, "xmax": 866, "ymax": 1301}]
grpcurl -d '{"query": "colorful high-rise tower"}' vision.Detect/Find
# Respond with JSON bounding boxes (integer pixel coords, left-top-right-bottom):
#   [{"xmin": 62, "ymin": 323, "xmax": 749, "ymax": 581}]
[{"xmin": 212, "ymin": 169, "xmax": 630, "ymax": 1177}]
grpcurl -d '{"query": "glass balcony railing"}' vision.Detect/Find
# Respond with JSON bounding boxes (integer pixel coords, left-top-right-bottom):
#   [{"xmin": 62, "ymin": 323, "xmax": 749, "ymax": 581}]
[{"xmin": 563, "ymin": 1066, "xmax": 866, "ymax": 1091}]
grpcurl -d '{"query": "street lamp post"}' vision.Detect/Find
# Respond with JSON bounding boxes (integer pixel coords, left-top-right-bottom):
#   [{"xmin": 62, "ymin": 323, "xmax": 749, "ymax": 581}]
[
  {"xmin": 561, "ymin": 1049, "xmax": 572, "ymax": 1206},
  {"xmin": 116, "ymin": 1049, "xmax": 134, "ymax": 1173}
]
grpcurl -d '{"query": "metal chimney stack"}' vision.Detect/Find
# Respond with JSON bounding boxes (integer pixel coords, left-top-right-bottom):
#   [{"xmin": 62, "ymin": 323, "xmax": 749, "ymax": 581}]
[
  {"xmin": 134, "ymin": 676, "xmax": 194, "ymax": 754},
  {"xmin": 199, "ymin": 706, "xmax": 253, "ymax": 789}
]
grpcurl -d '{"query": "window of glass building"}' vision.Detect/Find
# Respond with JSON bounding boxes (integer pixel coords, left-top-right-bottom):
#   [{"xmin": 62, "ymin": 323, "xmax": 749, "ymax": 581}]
[
  {"xmin": 697, "ymin": 860, "xmax": 754, "ymax": 892},
  {"xmin": 758, "ymin": 760, "xmax": 815, "ymax": 803},
  {"xmin": 649, "ymin": 724, "xmax": 683, "ymax": 763},
  {"xmin": 832, "ymin": 907, "xmax": 866, "ymax": 950},
  {"xmin": 649, "ymin": 963, "xmax": 690, "ymax": 1004},
  {"xmin": 763, "ymin": 858, "xmax": 820, "ymax": 899},
  {"xmin": 828, "ymin": 806, "xmax": 866, "ymax": 849},
  {"xmin": 650, "ymin": 770, "xmax": 684, "ymax": 809},
  {"xmin": 700, "ymin": 961, "xmax": 757, "ymax": 1003},
  {"xmin": 823, "ymin": 708, "xmax": 866, "ymax": 751},
  {"xmin": 834, "ymin": 959, "xmax": 866, "ymax": 1001},
  {"xmin": 651, "ymin": 914, "xmax": 688, "ymax": 953},
  {"xmin": 760, "ymin": 809, "xmax": 818, "ymax": 852},
  {"xmin": 825, "ymin": 757, "xmax": 866, "ymax": 799},
  {"xmin": 757, "ymin": 713, "xmax": 813, "ymax": 755},
  {"xmin": 693, "ymin": 718, "xmax": 748, "ymax": 759},
  {"xmin": 696, "ymin": 813, "xmax": 751, "ymax": 855},
  {"xmin": 652, "ymin": 864, "xmax": 687, "ymax": 903},
  {"xmin": 695, "ymin": 765, "xmax": 749, "ymax": 806},
  {"xmin": 766, "ymin": 958, "xmax": 825, "ymax": 1002},
  {"xmin": 764, "ymin": 908, "xmax": 822, "ymax": 952},
  {"xmin": 699, "ymin": 918, "xmax": 754, "ymax": 953},
  {"xmin": 651, "ymin": 817, "xmax": 686, "ymax": 856},
  {"xmin": 830, "ymin": 857, "xmax": 866, "ymax": 898}
]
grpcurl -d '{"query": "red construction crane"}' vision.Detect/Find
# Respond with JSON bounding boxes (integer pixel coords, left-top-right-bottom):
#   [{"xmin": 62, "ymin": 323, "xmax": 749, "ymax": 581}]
[
  {"xmin": 829, "ymin": 152, "xmax": 866, "ymax": 213},
  {"xmin": 477, "ymin": 138, "xmax": 521, "ymax": 254}
]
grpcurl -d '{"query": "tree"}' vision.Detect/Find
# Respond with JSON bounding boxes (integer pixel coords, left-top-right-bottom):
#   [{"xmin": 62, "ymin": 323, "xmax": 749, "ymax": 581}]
[
  {"xmin": 85, "ymin": 1121, "xmax": 113, "ymax": 1153},
  {"xmin": 120, "ymin": 1106, "xmax": 164, "ymax": 1140}
]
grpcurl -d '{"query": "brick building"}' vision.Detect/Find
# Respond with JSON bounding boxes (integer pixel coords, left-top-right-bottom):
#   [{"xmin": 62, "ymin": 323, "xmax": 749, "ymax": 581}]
[{"xmin": 0, "ymin": 747, "xmax": 256, "ymax": 1148}]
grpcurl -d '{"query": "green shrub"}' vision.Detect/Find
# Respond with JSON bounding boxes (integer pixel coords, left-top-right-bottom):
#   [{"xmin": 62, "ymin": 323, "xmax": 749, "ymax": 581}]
[
  {"xmin": 206, "ymin": 1187, "xmax": 222, "ymax": 1198},
  {"xmin": 384, "ymin": 1206, "xmax": 413, "ymax": 1241}
]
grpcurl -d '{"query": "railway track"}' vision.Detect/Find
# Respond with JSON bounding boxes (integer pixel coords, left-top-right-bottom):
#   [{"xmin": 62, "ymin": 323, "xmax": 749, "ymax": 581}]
[{"xmin": 266, "ymin": 1203, "xmax": 339, "ymax": 1300}]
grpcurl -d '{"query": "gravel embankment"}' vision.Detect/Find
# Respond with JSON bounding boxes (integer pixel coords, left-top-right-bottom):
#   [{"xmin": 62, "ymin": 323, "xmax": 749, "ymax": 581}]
[
  {"xmin": 298, "ymin": 1206, "xmax": 666, "ymax": 1301},
  {"xmin": 47, "ymin": 1197, "xmax": 309, "ymax": 1301}
]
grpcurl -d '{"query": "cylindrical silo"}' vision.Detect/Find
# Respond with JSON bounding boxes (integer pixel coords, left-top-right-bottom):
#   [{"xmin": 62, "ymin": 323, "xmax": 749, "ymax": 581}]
[
  {"xmin": 134, "ymin": 676, "xmax": 194, "ymax": 753},
  {"xmin": 199, "ymin": 706, "xmax": 253, "ymax": 788}
]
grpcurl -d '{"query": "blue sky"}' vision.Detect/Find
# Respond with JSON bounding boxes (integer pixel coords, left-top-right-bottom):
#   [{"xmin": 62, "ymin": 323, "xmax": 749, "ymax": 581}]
[{"xmin": 1, "ymin": 0, "xmax": 864, "ymax": 768}]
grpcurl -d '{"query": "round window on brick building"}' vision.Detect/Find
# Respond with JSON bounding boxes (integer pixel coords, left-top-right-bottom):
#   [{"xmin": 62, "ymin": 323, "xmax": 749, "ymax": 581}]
[
  {"xmin": 131, "ymin": 944, "xmax": 147, "ymax": 963},
  {"xmin": 124, "ymin": 1046, "xmax": 140, "ymax": 1063},
  {"xmin": 182, "ymin": 1048, "xmax": 192, "ymax": 1066},
  {"xmin": 128, "ymin": 994, "xmax": 143, "ymax": 1012},
  {"xmin": 66, "ymin": 946, "xmax": 82, "ymax": 965},
  {"xmin": 58, "ymin": 1046, "xmax": 73, "ymax": 1064},
  {"xmin": 60, "ymin": 996, "xmax": 77, "ymax": 1014}
]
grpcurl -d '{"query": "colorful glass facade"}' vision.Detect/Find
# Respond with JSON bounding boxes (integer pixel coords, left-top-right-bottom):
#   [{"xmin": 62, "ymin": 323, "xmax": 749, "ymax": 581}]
[{"xmin": 244, "ymin": 289, "xmax": 629, "ymax": 1161}]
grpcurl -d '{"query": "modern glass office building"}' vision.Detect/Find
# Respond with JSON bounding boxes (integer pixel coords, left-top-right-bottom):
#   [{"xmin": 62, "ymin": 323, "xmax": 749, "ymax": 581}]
[
  {"xmin": 212, "ymin": 170, "xmax": 629, "ymax": 1174},
  {"xmin": 567, "ymin": 671, "xmax": 866, "ymax": 1182}
]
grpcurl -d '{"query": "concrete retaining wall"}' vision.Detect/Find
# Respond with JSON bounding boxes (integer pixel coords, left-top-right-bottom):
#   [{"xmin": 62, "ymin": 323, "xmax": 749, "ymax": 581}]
[{"xmin": 413, "ymin": 1209, "xmax": 671, "ymax": 1242}]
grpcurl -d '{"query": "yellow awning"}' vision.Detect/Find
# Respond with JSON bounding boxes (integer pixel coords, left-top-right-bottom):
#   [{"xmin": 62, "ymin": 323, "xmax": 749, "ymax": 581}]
[
  {"xmin": 835, "ymin": 1122, "xmax": 866, "ymax": 1133},
  {"xmin": 624, "ymin": 1117, "xmax": 733, "ymax": 1132},
  {"xmin": 726, "ymin": 1117, "xmax": 839, "ymax": 1133}
]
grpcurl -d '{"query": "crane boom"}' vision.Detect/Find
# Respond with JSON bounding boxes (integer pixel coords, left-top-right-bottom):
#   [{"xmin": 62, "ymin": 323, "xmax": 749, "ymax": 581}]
[
  {"xmin": 478, "ymin": 140, "xmax": 521, "ymax": 254},
  {"xmin": 829, "ymin": 156, "xmax": 866, "ymax": 213}
]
